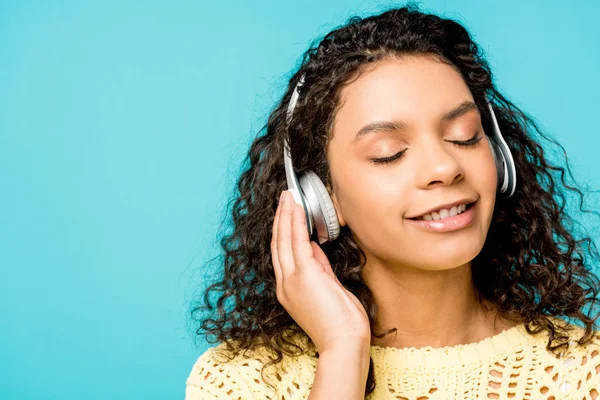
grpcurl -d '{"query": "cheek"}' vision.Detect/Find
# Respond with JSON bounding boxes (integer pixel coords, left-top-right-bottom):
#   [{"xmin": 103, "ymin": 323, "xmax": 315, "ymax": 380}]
[
  {"xmin": 339, "ymin": 166, "xmax": 407, "ymax": 224},
  {"xmin": 476, "ymin": 141, "xmax": 499, "ymax": 195},
  {"xmin": 336, "ymin": 164, "xmax": 413, "ymax": 252},
  {"xmin": 355, "ymin": 160, "xmax": 410, "ymax": 203},
  {"xmin": 470, "ymin": 142, "xmax": 499, "ymax": 229}
]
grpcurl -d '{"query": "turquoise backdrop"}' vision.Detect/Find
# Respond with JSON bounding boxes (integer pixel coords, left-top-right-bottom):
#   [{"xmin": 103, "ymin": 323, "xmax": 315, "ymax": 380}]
[{"xmin": 1, "ymin": 0, "xmax": 598, "ymax": 398}]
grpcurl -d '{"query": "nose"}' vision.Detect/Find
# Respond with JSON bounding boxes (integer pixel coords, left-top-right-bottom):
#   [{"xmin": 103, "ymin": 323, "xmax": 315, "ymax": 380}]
[{"xmin": 413, "ymin": 135, "xmax": 464, "ymax": 189}]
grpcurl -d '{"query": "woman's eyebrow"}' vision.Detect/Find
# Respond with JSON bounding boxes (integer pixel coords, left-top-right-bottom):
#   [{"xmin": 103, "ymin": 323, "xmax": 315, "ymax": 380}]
[{"xmin": 353, "ymin": 100, "xmax": 479, "ymax": 142}]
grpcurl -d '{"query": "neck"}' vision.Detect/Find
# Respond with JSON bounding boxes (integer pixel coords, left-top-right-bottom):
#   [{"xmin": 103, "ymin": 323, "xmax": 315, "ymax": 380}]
[{"xmin": 361, "ymin": 258, "xmax": 515, "ymax": 349}]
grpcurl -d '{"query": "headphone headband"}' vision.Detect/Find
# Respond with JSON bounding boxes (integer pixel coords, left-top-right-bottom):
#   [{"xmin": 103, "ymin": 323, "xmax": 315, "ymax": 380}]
[{"xmin": 286, "ymin": 75, "xmax": 305, "ymax": 126}]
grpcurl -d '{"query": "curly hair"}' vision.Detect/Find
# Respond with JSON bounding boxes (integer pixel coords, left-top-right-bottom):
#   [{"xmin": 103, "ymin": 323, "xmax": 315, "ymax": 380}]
[{"xmin": 188, "ymin": 3, "xmax": 600, "ymax": 397}]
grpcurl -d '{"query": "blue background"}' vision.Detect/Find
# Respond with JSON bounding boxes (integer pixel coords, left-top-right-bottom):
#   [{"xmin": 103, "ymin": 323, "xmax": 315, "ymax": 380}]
[{"xmin": 1, "ymin": 0, "xmax": 598, "ymax": 398}]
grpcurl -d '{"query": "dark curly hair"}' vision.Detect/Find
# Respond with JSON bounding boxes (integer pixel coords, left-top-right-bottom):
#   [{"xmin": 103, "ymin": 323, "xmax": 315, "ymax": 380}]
[{"xmin": 188, "ymin": 3, "xmax": 600, "ymax": 397}]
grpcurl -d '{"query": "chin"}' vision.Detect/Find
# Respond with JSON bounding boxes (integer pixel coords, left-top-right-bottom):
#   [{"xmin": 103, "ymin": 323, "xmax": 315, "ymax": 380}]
[{"xmin": 410, "ymin": 245, "xmax": 482, "ymax": 271}]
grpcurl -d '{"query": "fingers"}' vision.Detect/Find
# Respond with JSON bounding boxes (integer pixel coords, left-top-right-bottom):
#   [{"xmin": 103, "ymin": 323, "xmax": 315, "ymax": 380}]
[
  {"xmin": 276, "ymin": 191, "xmax": 298, "ymax": 280},
  {"xmin": 271, "ymin": 191, "xmax": 284, "ymax": 286},
  {"xmin": 290, "ymin": 194, "xmax": 319, "ymax": 273},
  {"xmin": 311, "ymin": 242, "xmax": 336, "ymax": 280},
  {"xmin": 276, "ymin": 190, "xmax": 321, "ymax": 276}
]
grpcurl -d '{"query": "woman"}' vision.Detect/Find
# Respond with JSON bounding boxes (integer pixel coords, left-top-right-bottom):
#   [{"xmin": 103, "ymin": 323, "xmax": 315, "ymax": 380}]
[{"xmin": 186, "ymin": 4, "xmax": 600, "ymax": 399}]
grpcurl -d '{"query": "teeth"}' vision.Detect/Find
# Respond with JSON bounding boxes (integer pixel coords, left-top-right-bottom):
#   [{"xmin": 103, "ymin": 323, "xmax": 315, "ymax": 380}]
[{"xmin": 418, "ymin": 203, "xmax": 467, "ymax": 221}]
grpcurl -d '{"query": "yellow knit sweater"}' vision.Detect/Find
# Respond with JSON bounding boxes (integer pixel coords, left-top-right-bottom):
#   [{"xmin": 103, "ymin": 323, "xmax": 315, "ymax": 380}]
[{"xmin": 185, "ymin": 321, "xmax": 600, "ymax": 399}]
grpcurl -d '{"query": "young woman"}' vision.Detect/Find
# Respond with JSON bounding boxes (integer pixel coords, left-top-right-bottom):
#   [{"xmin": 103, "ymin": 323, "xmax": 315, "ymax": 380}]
[{"xmin": 186, "ymin": 4, "xmax": 600, "ymax": 399}]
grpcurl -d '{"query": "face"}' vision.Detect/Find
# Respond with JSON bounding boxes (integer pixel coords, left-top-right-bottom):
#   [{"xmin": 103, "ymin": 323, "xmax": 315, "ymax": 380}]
[{"xmin": 328, "ymin": 55, "xmax": 497, "ymax": 271}]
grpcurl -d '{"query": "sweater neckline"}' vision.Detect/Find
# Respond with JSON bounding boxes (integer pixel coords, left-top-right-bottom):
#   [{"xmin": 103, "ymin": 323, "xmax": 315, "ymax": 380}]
[{"xmin": 369, "ymin": 322, "xmax": 535, "ymax": 369}]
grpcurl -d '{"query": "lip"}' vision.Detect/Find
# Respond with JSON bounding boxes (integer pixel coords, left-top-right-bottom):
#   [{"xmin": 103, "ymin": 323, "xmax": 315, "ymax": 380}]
[
  {"xmin": 406, "ymin": 200, "xmax": 478, "ymax": 233},
  {"xmin": 407, "ymin": 197, "xmax": 478, "ymax": 219}
]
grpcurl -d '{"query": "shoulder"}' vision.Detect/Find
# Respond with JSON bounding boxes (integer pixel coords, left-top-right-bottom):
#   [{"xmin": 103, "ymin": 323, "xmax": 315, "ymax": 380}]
[
  {"xmin": 185, "ymin": 334, "xmax": 318, "ymax": 400},
  {"xmin": 553, "ymin": 322, "xmax": 600, "ymax": 399},
  {"xmin": 185, "ymin": 342, "xmax": 254, "ymax": 400},
  {"xmin": 185, "ymin": 342, "xmax": 274, "ymax": 399}
]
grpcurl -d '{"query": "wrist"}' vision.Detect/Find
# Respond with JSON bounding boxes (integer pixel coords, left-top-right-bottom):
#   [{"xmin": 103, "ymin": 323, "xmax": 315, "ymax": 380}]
[{"xmin": 320, "ymin": 340, "xmax": 371, "ymax": 368}]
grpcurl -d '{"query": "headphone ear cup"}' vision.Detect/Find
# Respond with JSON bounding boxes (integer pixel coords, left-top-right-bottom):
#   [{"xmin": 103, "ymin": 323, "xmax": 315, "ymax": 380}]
[{"xmin": 298, "ymin": 171, "xmax": 340, "ymax": 244}]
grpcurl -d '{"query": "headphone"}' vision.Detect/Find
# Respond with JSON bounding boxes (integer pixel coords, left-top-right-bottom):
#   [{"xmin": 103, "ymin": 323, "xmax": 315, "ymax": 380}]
[{"xmin": 283, "ymin": 74, "xmax": 517, "ymax": 245}]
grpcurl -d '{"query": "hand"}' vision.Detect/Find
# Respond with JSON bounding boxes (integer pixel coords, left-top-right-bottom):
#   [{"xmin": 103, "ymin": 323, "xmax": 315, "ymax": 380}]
[{"xmin": 270, "ymin": 190, "xmax": 371, "ymax": 354}]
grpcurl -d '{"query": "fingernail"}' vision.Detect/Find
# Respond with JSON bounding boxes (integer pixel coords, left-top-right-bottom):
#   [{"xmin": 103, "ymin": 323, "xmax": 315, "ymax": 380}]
[
  {"xmin": 281, "ymin": 191, "xmax": 289, "ymax": 205},
  {"xmin": 279, "ymin": 191, "xmax": 285, "ymax": 204},
  {"xmin": 282, "ymin": 191, "xmax": 291, "ymax": 207}
]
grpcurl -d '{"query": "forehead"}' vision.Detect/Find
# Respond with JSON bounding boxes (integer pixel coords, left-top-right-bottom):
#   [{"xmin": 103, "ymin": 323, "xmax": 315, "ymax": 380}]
[{"xmin": 332, "ymin": 55, "xmax": 475, "ymax": 141}]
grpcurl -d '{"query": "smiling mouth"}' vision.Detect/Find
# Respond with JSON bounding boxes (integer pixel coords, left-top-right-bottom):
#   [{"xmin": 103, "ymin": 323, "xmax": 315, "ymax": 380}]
[{"xmin": 407, "ymin": 200, "xmax": 478, "ymax": 221}]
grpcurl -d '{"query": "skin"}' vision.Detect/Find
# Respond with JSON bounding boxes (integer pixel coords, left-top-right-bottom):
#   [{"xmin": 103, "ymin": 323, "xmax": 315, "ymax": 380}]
[{"xmin": 326, "ymin": 54, "xmax": 517, "ymax": 349}]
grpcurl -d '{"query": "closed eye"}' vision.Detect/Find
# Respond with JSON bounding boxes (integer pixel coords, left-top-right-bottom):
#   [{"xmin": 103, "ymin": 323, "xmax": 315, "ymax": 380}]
[
  {"xmin": 369, "ymin": 132, "xmax": 483, "ymax": 165},
  {"xmin": 369, "ymin": 149, "xmax": 407, "ymax": 165},
  {"xmin": 450, "ymin": 134, "xmax": 483, "ymax": 147}
]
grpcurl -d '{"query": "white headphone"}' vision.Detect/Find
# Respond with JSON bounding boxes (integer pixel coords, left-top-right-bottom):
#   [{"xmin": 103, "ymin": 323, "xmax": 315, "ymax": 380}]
[{"xmin": 284, "ymin": 74, "xmax": 517, "ymax": 245}]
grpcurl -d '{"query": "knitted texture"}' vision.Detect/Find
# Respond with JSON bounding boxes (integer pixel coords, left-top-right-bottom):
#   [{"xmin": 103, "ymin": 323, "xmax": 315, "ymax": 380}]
[{"xmin": 186, "ymin": 321, "xmax": 600, "ymax": 399}]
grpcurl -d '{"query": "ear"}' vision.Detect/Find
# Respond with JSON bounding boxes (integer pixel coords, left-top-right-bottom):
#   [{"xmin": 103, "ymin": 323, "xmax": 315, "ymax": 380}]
[{"xmin": 329, "ymin": 187, "xmax": 347, "ymax": 227}]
